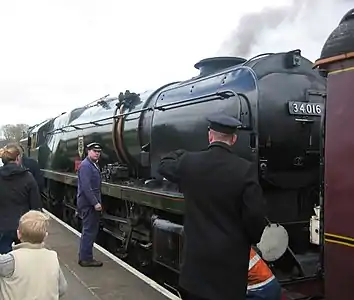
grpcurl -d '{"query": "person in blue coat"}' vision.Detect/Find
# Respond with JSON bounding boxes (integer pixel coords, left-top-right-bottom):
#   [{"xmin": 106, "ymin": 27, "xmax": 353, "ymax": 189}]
[{"xmin": 77, "ymin": 142, "xmax": 103, "ymax": 267}]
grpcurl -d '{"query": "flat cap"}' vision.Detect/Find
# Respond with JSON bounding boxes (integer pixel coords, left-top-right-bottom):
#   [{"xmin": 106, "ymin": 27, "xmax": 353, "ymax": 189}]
[
  {"xmin": 207, "ymin": 113, "xmax": 242, "ymax": 134},
  {"xmin": 86, "ymin": 142, "xmax": 102, "ymax": 151}
]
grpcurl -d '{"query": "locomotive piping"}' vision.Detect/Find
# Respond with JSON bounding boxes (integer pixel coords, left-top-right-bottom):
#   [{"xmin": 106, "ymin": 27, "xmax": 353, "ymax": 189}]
[
  {"xmin": 117, "ymin": 105, "xmax": 130, "ymax": 164},
  {"xmin": 112, "ymin": 104, "xmax": 123, "ymax": 163},
  {"xmin": 112, "ymin": 104, "xmax": 129, "ymax": 164}
]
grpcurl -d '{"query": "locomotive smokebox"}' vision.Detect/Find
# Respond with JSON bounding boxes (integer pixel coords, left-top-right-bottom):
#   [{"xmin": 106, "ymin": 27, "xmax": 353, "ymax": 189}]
[{"xmin": 194, "ymin": 56, "xmax": 246, "ymax": 76}]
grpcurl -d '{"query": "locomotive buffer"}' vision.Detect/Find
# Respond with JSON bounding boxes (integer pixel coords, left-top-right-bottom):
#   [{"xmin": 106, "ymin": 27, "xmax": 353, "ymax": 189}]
[{"xmin": 44, "ymin": 210, "xmax": 180, "ymax": 300}]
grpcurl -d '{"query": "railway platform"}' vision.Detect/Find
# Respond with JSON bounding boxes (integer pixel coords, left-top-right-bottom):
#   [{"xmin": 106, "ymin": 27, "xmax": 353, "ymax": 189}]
[{"xmin": 43, "ymin": 210, "xmax": 181, "ymax": 300}]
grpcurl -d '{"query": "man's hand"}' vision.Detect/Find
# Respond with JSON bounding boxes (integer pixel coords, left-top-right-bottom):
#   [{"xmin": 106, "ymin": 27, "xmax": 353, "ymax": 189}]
[
  {"xmin": 157, "ymin": 149, "xmax": 187, "ymax": 184},
  {"xmin": 94, "ymin": 203, "xmax": 102, "ymax": 211}
]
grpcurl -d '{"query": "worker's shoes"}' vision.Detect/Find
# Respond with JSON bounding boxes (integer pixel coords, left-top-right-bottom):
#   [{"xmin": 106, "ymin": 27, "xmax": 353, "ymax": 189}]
[{"xmin": 78, "ymin": 259, "xmax": 103, "ymax": 267}]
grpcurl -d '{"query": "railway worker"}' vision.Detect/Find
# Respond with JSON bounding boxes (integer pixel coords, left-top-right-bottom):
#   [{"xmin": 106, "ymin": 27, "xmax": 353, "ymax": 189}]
[
  {"xmin": 157, "ymin": 113, "xmax": 267, "ymax": 300},
  {"xmin": 19, "ymin": 145, "xmax": 45, "ymax": 193},
  {"xmin": 0, "ymin": 143, "xmax": 42, "ymax": 254},
  {"xmin": 247, "ymin": 246, "xmax": 282, "ymax": 300},
  {"xmin": 77, "ymin": 142, "xmax": 103, "ymax": 267}
]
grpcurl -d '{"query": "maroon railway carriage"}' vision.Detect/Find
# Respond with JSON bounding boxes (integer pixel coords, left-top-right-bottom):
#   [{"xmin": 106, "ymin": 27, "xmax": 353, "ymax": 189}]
[
  {"xmin": 278, "ymin": 8, "xmax": 354, "ymax": 300},
  {"xmin": 312, "ymin": 8, "xmax": 354, "ymax": 300}
]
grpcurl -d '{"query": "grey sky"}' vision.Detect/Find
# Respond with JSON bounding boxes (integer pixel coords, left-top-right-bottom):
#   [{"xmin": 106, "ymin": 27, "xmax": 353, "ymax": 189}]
[{"xmin": 0, "ymin": 0, "xmax": 351, "ymax": 128}]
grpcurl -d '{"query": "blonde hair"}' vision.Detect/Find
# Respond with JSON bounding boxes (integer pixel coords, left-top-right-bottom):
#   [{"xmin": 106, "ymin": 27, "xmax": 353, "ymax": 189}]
[
  {"xmin": 0, "ymin": 143, "xmax": 22, "ymax": 163},
  {"xmin": 18, "ymin": 210, "xmax": 50, "ymax": 244}
]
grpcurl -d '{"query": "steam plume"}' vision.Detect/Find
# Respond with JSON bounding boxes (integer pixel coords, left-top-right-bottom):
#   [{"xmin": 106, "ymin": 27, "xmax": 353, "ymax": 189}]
[{"xmin": 218, "ymin": 0, "xmax": 354, "ymax": 61}]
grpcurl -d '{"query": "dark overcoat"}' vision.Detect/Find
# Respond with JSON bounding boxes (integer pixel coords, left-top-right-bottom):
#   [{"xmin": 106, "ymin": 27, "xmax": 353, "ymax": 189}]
[
  {"xmin": 158, "ymin": 142, "xmax": 267, "ymax": 300},
  {"xmin": 22, "ymin": 156, "xmax": 45, "ymax": 193}
]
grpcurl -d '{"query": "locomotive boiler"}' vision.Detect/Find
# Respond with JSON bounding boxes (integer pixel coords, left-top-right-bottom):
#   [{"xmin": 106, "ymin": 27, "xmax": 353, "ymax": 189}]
[{"xmin": 26, "ymin": 49, "xmax": 326, "ymax": 285}]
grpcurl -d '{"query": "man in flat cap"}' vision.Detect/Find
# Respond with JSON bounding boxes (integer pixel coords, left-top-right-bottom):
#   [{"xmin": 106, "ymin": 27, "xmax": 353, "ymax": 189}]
[
  {"xmin": 158, "ymin": 113, "xmax": 267, "ymax": 300},
  {"xmin": 77, "ymin": 142, "xmax": 103, "ymax": 267}
]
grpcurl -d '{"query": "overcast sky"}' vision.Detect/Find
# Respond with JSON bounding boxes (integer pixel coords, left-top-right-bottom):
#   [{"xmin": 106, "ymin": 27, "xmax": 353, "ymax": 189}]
[{"xmin": 0, "ymin": 0, "xmax": 352, "ymax": 128}]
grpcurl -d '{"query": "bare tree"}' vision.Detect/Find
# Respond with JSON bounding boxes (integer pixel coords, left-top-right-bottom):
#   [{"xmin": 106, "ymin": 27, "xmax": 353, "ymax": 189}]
[{"xmin": 1, "ymin": 124, "xmax": 29, "ymax": 142}]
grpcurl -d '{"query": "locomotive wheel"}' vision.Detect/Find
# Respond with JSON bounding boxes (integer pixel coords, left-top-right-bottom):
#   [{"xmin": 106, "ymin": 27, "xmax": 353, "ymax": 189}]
[
  {"xmin": 46, "ymin": 188, "xmax": 64, "ymax": 219},
  {"xmin": 44, "ymin": 192, "xmax": 56, "ymax": 214},
  {"xmin": 62, "ymin": 204, "xmax": 71, "ymax": 224},
  {"xmin": 67, "ymin": 189, "xmax": 80, "ymax": 230},
  {"xmin": 61, "ymin": 189, "xmax": 76, "ymax": 229}
]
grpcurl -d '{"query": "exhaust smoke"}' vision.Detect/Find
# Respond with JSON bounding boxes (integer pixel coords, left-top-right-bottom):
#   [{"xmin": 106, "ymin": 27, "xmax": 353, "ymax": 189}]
[{"xmin": 217, "ymin": 0, "xmax": 354, "ymax": 61}]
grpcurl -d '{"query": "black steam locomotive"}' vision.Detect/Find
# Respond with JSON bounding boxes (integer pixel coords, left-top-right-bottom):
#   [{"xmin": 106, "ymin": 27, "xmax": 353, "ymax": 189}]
[{"xmin": 24, "ymin": 49, "xmax": 326, "ymax": 283}]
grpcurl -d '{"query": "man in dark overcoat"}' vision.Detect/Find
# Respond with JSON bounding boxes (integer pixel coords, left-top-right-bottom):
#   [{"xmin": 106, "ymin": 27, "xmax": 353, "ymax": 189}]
[
  {"xmin": 19, "ymin": 145, "xmax": 45, "ymax": 193},
  {"xmin": 157, "ymin": 113, "xmax": 267, "ymax": 300},
  {"xmin": 77, "ymin": 142, "xmax": 103, "ymax": 267}
]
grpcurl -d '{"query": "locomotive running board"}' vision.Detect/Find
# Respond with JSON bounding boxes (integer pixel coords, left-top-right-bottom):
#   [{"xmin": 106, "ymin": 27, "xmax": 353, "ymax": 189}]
[{"xmin": 42, "ymin": 169, "xmax": 185, "ymax": 215}]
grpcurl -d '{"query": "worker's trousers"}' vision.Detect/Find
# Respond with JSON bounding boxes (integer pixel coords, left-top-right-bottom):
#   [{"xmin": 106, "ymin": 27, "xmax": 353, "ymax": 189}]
[
  {"xmin": 78, "ymin": 207, "xmax": 100, "ymax": 261},
  {"xmin": 246, "ymin": 278, "xmax": 282, "ymax": 300}
]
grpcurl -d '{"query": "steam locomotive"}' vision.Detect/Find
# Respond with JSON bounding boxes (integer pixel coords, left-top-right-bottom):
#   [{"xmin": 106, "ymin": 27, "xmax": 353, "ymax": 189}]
[{"xmin": 23, "ymin": 50, "xmax": 326, "ymax": 285}]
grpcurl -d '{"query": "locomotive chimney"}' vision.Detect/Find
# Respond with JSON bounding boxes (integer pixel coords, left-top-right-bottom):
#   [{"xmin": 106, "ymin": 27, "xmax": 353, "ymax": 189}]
[{"xmin": 194, "ymin": 56, "xmax": 247, "ymax": 77}]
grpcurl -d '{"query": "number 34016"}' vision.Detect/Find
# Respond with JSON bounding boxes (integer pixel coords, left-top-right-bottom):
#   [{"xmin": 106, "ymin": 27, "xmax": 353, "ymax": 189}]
[{"xmin": 289, "ymin": 101, "xmax": 323, "ymax": 116}]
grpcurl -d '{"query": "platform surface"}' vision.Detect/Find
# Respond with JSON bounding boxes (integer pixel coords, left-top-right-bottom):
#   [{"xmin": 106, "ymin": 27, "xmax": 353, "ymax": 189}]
[{"xmin": 45, "ymin": 211, "xmax": 180, "ymax": 300}]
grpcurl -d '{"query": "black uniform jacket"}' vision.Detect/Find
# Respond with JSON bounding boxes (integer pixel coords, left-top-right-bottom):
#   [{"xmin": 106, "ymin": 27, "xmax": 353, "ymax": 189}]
[{"xmin": 158, "ymin": 142, "xmax": 267, "ymax": 300}]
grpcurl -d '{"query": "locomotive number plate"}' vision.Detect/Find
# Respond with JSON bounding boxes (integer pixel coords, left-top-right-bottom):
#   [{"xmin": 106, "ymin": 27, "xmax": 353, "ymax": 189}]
[{"xmin": 288, "ymin": 101, "xmax": 323, "ymax": 116}]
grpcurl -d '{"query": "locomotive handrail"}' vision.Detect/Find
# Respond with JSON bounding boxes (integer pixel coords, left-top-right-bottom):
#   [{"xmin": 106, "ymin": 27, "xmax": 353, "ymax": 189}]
[
  {"xmin": 46, "ymin": 90, "xmax": 250, "ymax": 135},
  {"xmin": 46, "ymin": 90, "xmax": 253, "ymax": 135},
  {"xmin": 236, "ymin": 93, "xmax": 253, "ymax": 130},
  {"xmin": 154, "ymin": 95, "xmax": 225, "ymax": 112},
  {"xmin": 242, "ymin": 53, "xmax": 274, "ymax": 66},
  {"xmin": 67, "ymin": 121, "xmax": 107, "ymax": 130},
  {"xmin": 47, "ymin": 92, "xmax": 233, "ymax": 135},
  {"xmin": 154, "ymin": 90, "xmax": 233, "ymax": 111}
]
